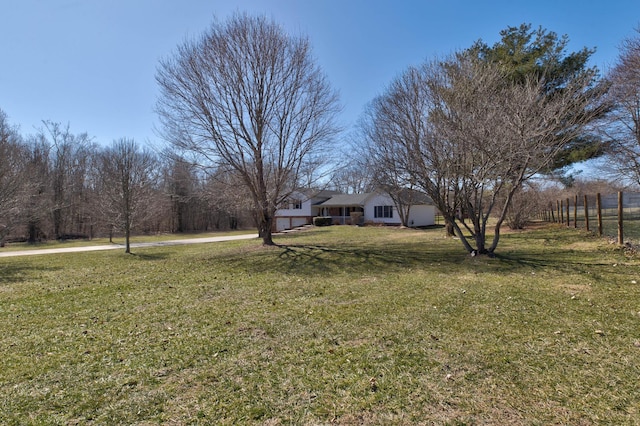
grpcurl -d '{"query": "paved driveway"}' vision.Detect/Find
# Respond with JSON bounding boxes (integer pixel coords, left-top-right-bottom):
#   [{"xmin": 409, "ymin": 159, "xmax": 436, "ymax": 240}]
[{"xmin": 0, "ymin": 234, "xmax": 259, "ymax": 258}]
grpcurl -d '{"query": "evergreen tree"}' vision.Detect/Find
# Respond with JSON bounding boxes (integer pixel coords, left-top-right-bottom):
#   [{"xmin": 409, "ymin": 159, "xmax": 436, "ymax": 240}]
[{"xmin": 467, "ymin": 24, "xmax": 609, "ymax": 177}]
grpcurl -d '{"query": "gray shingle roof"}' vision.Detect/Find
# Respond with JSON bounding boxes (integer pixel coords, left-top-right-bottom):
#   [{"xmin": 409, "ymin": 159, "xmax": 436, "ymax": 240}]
[{"xmin": 317, "ymin": 193, "xmax": 372, "ymax": 207}]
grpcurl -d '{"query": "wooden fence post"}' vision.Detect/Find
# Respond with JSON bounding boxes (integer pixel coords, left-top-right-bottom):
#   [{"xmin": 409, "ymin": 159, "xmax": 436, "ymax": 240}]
[
  {"xmin": 574, "ymin": 194, "xmax": 578, "ymax": 228},
  {"xmin": 596, "ymin": 193, "xmax": 603, "ymax": 236},
  {"xmin": 566, "ymin": 198, "xmax": 570, "ymax": 227},
  {"xmin": 560, "ymin": 200, "xmax": 564, "ymax": 224},
  {"xmin": 584, "ymin": 194, "xmax": 589, "ymax": 232},
  {"xmin": 556, "ymin": 200, "xmax": 560, "ymax": 223},
  {"xmin": 618, "ymin": 191, "xmax": 624, "ymax": 245}
]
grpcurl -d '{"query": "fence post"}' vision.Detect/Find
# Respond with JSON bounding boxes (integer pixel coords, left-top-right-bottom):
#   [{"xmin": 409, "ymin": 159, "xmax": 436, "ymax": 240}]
[
  {"xmin": 618, "ymin": 191, "xmax": 624, "ymax": 245},
  {"xmin": 584, "ymin": 194, "xmax": 589, "ymax": 232},
  {"xmin": 560, "ymin": 200, "xmax": 564, "ymax": 224},
  {"xmin": 574, "ymin": 194, "xmax": 578, "ymax": 228},
  {"xmin": 556, "ymin": 200, "xmax": 560, "ymax": 223},
  {"xmin": 550, "ymin": 202, "xmax": 555, "ymax": 222},
  {"xmin": 566, "ymin": 198, "xmax": 570, "ymax": 227},
  {"xmin": 596, "ymin": 193, "xmax": 603, "ymax": 236}
]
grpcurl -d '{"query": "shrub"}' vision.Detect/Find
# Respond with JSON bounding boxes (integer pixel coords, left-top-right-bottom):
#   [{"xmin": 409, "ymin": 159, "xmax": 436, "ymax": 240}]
[{"xmin": 313, "ymin": 216, "xmax": 332, "ymax": 227}]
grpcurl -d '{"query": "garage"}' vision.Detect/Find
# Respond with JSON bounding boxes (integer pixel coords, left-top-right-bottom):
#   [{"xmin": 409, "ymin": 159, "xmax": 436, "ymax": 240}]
[
  {"xmin": 276, "ymin": 217, "xmax": 291, "ymax": 232},
  {"xmin": 291, "ymin": 218, "xmax": 309, "ymax": 228}
]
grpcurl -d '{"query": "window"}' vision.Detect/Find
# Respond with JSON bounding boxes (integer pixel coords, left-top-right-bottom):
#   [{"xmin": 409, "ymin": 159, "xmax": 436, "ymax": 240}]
[
  {"xmin": 292, "ymin": 199, "xmax": 302, "ymax": 209},
  {"xmin": 374, "ymin": 205, "xmax": 393, "ymax": 218}
]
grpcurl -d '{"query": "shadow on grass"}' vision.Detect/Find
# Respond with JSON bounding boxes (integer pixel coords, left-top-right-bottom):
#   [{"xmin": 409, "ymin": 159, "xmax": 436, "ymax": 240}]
[
  {"xmin": 491, "ymin": 229, "xmax": 626, "ymax": 276},
  {"xmin": 495, "ymin": 250, "xmax": 601, "ymax": 272},
  {"xmin": 129, "ymin": 252, "xmax": 172, "ymax": 261},
  {"xmin": 0, "ymin": 262, "xmax": 63, "ymax": 285},
  {"xmin": 216, "ymin": 240, "xmax": 473, "ymax": 277},
  {"xmin": 217, "ymin": 240, "xmax": 621, "ymax": 279}
]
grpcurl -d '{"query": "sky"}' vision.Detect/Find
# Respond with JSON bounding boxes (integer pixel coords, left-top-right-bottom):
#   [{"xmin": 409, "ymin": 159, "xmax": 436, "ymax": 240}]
[{"xmin": 2, "ymin": 0, "xmax": 640, "ymax": 147}]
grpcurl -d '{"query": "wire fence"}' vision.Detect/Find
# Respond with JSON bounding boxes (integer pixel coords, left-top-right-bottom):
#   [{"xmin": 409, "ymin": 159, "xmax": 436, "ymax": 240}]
[{"xmin": 542, "ymin": 191, "xmax": 640, "ymax": 245}]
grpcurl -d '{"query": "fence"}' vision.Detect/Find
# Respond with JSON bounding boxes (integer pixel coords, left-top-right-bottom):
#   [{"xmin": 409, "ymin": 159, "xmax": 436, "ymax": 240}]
[{"xmin": 542, "ymin": 191, "xmax": 640, "ymax": 245}]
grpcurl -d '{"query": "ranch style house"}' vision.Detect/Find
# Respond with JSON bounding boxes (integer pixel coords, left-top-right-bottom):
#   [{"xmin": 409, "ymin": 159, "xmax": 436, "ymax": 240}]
[{"xmin": 274, "ymin": 188, "xmax": 436, "ymax": 232}]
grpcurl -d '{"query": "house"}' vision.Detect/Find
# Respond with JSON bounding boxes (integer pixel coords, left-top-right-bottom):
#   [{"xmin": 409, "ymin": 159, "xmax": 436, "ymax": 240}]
[
  {"xmin": 274, "ymin": 188, "xmax": 436, "ymax": 231},
  {"xmin": 274, "ymin": 189, "xmax": 340, "ymax": 232}
]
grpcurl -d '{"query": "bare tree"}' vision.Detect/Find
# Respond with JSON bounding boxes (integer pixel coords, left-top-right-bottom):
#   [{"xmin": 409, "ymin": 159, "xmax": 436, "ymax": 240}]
[
  {"xmin": 363, "ymin": 54, "xmax": 607, "ymax": 255},
  {"xmin": 37, "ymin": 121, "xmax": 95, "ymax": 239},
  {"xmin": 98, "ymin": 139, "xmax": 158, "ymax": 253},
  {"xmin": 500, "ymin": 182, "xmax": 544, "ymax": 230},
  {"xmin": 0, "ymin": 110, "xmax": 27, "ymax": 245},
  {"xmin": 161, "ymin": 155, "xmax": 201, "ymax": 233},
  {"xmin": 359, "ymin": 100, "xmax": 423, "ymax": 226},
  {"xmin": 156, "ymin": 13, "xmax": 340, "ymax": 245},
  {"xmin": 22, "ymin": 134, "xmax": 52, "ymax": 243},
  {"xmin": 606, "ymin": 27, "xmax": 640, "ymax": 187},
  {"xmin": 203, "ymin": 167, "xmax": 255, "ymax": 230},
  {"xmin": 327, "ymin": 162, "xmax": 374, "ymax": 194}
]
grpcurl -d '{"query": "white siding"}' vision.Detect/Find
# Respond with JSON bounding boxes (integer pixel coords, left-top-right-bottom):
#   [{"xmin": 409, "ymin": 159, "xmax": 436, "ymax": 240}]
[
  {"xmin": 275, "ymin": 192, "xmax": 313, "ymax": 218},
  {"xmin": 407, "ymin": 204, "xmax": 435, "ymax": 227},
  {"xmin": 364, "ymin": 193, "xmax": 398, "ymax": 224},
  {"xmin": 364, "ymin": 193, "xmax": 435, "ymax": 227}
]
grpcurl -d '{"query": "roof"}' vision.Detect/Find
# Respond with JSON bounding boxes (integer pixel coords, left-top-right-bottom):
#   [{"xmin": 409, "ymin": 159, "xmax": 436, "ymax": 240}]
[
  {"xmin": 312, "ymin": 189, "xmax": 342, "ymax": 199},
  {"xmin": 293, "ymin": 188, "xmax": 341, "ymax": 200},
  {"xmin": 317, "ymin": 193, "xmax": 372, "ymax": 207},
  {"xmin": 393, "ymin": 188, "xmax": 434, "ymax": 205}
]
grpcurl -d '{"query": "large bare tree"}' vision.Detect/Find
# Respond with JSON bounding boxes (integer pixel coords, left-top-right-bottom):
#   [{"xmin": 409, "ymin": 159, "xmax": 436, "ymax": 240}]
[
  {"xmin": 156, "ymin": 14, "xmax": 340, "ymax": 245},
  {"xmin": 606, "ymin": 27, "xmax": 640, "ymax": 186},
  {"xmin": 363, "ymin": 54, "xmax": 607, "ymax": 255}
]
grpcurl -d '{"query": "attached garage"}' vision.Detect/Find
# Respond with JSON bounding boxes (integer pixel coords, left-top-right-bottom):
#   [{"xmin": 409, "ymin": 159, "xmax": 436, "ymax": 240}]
[
  {"xmin": 291, "ymin": 217, "xmax": 309, "ymax": 228},
  {"xmin": 276, "ymin": 216, "xmax": 311, "ymax": 231},
  {"xmin": 276, "ymin": 217, "xmax": 291, "ymax": 232}
]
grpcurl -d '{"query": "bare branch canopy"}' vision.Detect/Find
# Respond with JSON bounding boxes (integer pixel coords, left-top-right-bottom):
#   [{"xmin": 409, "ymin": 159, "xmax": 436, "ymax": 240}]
[{"xmin": 155, "ymin": 13, "xmax": 341, "ymax": 245}]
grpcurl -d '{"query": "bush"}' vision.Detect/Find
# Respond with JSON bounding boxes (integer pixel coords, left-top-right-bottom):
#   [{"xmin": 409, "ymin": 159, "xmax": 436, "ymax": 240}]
[{"xmin": 313, "ymin": 216, "xmax": 332, "ymax": 227}]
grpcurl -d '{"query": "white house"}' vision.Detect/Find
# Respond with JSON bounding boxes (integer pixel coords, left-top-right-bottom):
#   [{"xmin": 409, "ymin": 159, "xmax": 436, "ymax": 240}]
[
  {"xmin": 362, "ymin": 191, "xmax": 435, "ymax": 227},
  {"xmin": 274, "ymin": 189, "xmax": 339, "ymax": 232},
  {"xmin": 274, "ymin": 188, "xmax": 436, "ymax": 231}
]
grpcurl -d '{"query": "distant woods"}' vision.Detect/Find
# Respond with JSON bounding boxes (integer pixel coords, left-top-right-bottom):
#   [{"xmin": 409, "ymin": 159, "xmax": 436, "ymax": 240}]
[{"xmin": 0, "ymin": 114, "xmax": 255, "ymax": 246}]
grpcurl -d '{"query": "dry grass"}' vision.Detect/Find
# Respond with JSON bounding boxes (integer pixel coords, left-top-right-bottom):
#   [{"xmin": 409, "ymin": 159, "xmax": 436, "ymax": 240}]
[{"xmin": 1, "ymin": 224, "xmax": 639, "ymax": 424}]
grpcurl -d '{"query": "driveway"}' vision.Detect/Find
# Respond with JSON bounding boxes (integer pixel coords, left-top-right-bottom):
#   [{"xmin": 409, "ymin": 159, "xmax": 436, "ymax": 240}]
[{"xmin": 0, "ymin": 234, "xmax": 259, "ymax": 258}]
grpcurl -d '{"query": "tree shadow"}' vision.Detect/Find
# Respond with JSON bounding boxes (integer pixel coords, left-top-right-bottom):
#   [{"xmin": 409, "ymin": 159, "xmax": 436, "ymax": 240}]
[
  {"xmin": 272, "ymin": 229, "xmax": 326, "ymax": 240},
  {"xmin": 493, "ymin": 230, "xmax": 618, "ymax": 271},
  {"xmin": 212, "ymin": 233, "xmax": 623, "ymax": 279},
  {"xmin": 216, "ymin": 240, "xmax": 474, "ymax": 277},
  {"xmin": 128, "ymin": 252, "xmax": 172, "ymax": 261},
  {"xmin": 0, "ymin": 263, "xmax": 63, "ymax": 285}
]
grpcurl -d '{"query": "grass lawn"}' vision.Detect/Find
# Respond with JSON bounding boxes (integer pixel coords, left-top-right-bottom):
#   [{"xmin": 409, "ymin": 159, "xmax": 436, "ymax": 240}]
[{"xmin": 1, "ymin": 224, "xmax": 639, "ymax": 424}]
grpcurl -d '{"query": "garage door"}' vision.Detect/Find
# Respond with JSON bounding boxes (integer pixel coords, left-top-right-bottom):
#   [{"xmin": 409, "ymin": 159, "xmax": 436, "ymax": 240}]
[
  {"xmin": 291, "ymin": 218, "xmax": 309, "ymax": 228},
  {"xmin": 276, "ymin": 218, "xmax": 290, "ymax": 231}
]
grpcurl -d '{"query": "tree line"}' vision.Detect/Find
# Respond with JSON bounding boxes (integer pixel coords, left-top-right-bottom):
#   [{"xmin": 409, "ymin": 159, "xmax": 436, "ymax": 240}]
[
  {"xmin": 3, "ymin": 15, "xmax": 640, "ymax": 255},
  {"xmin": 0, "ymin": 116, "xmax": 256, "ymax": 251}
]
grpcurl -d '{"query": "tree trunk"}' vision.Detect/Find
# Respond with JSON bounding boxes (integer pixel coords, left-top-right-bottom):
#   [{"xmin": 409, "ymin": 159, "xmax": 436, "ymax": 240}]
[
  {"xmin": 260, "ymin": 212, "xmax": 275, "ymax": 246},
  {"xmin": 53, "ymin": 208, "xmax": 62, "ymax": 240},
  {"xmin": 450, "ymin": 220, "xmax": 475, "ymax": 253},
  {"xmin": 125, "ymin": 229, "xmax": 131, "ymax": 253},
  {"xmin": 124, "ymin": 215, "xmax": 131, "ymax": 254},
  {"xmin": 27, "ymin": 221, "xmax": 39, "ymax": 244},
  {"xmin": 445, "ymin": 220, "xmax": 455, "ymax": 237}
]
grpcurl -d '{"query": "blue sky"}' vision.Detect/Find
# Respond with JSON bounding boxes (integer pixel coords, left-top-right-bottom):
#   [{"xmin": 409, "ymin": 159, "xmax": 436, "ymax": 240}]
[{"xmin": 2, "ymin": 0, "xmax": 639, "ymax": 146}]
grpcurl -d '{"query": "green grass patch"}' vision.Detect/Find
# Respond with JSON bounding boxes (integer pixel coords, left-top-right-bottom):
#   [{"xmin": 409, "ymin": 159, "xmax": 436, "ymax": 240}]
[{"xmin": 1, "ymin": 224, "xmax": 639, "ymax": 424}]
